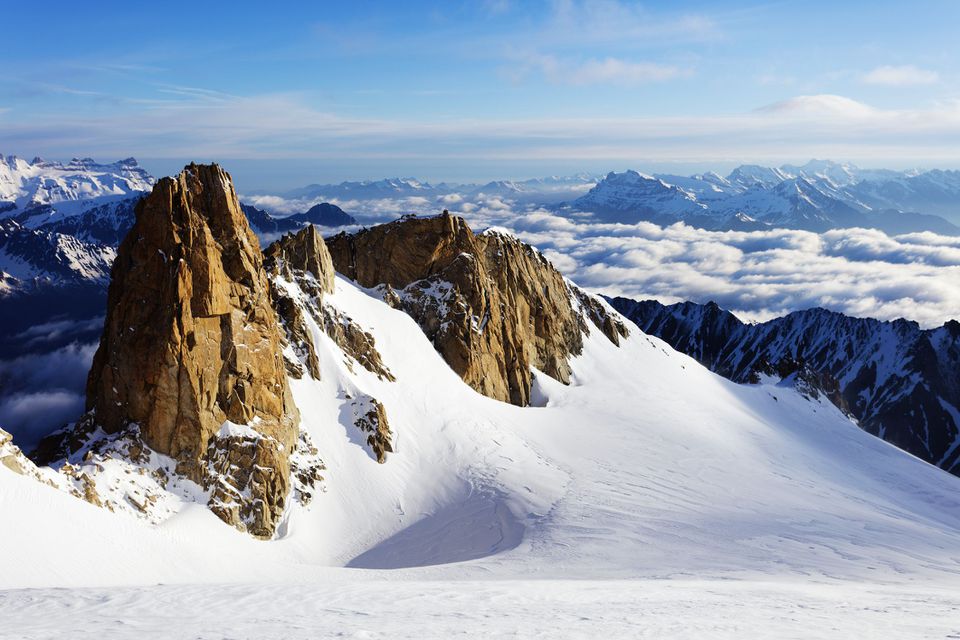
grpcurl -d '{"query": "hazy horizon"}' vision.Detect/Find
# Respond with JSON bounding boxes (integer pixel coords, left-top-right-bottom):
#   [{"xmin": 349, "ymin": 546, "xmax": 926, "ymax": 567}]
[
  {"xmin": 34, "ymin": 156, "xmax": 960, "ymax": 193},
  {"xmin": 3, "ymin": 1, "xmax": 959, "ymax": 183}
]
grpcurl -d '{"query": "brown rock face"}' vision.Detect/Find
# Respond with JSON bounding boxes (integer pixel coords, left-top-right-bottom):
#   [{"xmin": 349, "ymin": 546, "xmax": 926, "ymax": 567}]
[
  {"xmin": 572, "ymin": 287, "xmax": 630, "ymax": 346},
  {"xmin": 264, "ymin": 224, "xmax": 336, "ymax": 294},
  {"xmin": 326, "ymin": 212, "xmax": 622, "ymax": 405},
  {"xmin": 266, "ymin": 225, "xmax": 394, "ymax": 382},
  {"xmin": 264, "ymin": 226, "xmax": 396, "ymax": 464},
  {"xmin": 83, "ymin": 163, "xmax": 299, "ymax": 536},
  {"xmin": 0, "ymin": 427, "xmax": 29, "ymax": 476},
  {"xmin": 264, "ymin": 225, "xmax": 336, "ymax": 381},
  {"xmin": 350, "ymin": 396, "xmax": 393, "ymax": 463}
]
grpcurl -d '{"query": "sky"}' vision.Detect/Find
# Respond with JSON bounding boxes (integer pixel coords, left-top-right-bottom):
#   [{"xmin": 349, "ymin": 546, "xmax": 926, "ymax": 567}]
[{"xmin": 1, "ymin": 0, "xmax": 960, "ymax": 188}]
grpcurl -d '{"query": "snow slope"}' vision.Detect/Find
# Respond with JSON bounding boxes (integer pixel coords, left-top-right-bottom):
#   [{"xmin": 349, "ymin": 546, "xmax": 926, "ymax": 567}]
[
  {"xmin": 4, "ymin": 579, "xmax": 960, "ymax": 640},
  {"xmin": 1, "ymin": 273, "xmax": 960, "ymax": 636},
  {"xmin": 3, "ymin": 273, "xmax": 960, "ymax": 583},
  {"xmin": 610, "ymin": 298, "xmax": 960, "ymax": 477}
]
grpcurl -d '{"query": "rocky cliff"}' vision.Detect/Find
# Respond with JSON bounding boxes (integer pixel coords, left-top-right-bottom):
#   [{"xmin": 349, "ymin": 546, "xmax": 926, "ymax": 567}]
[
  {"xmin": 326, "ymin": 212, "xmax": 627, "ymax": 405},
  {"xmin": 42, "ymin": 164, "xmax": 311, "ymax": 537}
]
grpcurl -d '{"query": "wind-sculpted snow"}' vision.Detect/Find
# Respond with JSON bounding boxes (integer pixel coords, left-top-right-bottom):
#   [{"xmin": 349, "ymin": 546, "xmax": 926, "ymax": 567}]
[
  {"xmin": 611, "ymin": 296, "xmax": 960, "ymax": 477},
  {"xmin": 4, "ymin": 269, "xmax": 960, "ymax": 585},
  {"xmin": 2, "ymin": 261, "xmax": 960, "ymax": 635},
  {"xmin": 4, "ymin": 579, "xmax": 960, "ymax": 639}
]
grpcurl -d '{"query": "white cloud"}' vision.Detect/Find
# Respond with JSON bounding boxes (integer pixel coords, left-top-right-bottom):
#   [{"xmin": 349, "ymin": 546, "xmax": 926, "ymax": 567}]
[
  {"xmin": 543, "ymin": 0, "xmax": 719, "ymax": 47},
  {"xmin": 530, "ymin": 55, "xmax": 687, "ymax": 86},
  {"xmin": 241, "ymin": 185, "xmax": 960, "ymax": 328},
  {"xmin": 756, "ymin": 94, "xmax": 877, "ymax": 118},
  {"xmin": 6, "ymin": 90, "xmax": 960, "ymax": 167},
  {"xmin": 482, "ymin": 0, "xmax": 511, "ymax": 15},
  {"xmin": 862, "ymin": 65, "xmax": 940, "ymax": 86},
  {"xmin": 393, "ymin": 196, "xmax": 960, "ymax": 328},
  {"xmin": 0, "ymin": 341, "xmax": 97, "ymax": 449}
]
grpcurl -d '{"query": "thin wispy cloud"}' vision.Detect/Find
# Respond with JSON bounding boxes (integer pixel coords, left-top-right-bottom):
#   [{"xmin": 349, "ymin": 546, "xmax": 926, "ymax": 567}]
[
  {"xmin": 5, "ymin": 91, "xmax": 960, "ymax": 165},
  {"xmin": 862, "ymin": 64, "xmax": 940, "ymax": 86},
  {"xmin": 2, "ymin": 2, "xmax": 959, "ymax": 172},
  {"xmin": 523, "ymin": 54, "xmax": 689, "ymax": 86},
  {"xmin": 756, "ymin": 94, "xmax": 878, "ymax": 118},
  {"xmin": 541, "ymin": 0, "xmax": 720, "ymax": 48}
]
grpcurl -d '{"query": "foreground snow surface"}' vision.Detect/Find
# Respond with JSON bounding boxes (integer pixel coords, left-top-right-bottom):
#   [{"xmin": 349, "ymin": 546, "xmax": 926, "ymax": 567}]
[
  {"xmin": 2, "ymin": 275, "xmax": 960, "ymax": 636},
  {"xmin": 3, "ymin": 578, "xmax": 960, "ymax": 640}
]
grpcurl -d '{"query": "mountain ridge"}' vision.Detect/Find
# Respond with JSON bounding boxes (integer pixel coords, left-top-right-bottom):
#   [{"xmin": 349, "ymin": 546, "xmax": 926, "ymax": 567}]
[
  {"xmin": 28, "ymin": 164, "xmax": 626, "ymax": 536},
  {"xmin": 608, "ymin": 295, "xmax": 960, "ymax": 477},
  {"xmin": 569, "ymin": 160, "xmax": 960, "ymax": 233}
]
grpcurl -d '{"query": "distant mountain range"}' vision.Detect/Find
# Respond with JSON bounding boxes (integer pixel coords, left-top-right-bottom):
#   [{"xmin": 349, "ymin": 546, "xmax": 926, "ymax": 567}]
[
  {"xmin": 609, "ymin": 296, "xmax": 960, "ymax": 478},
  {"xmin": 0, "ymin": 155, "xmax": 154, "ymax": 214},
  {"xmin": 241, "ymin": 202, "xmax": 356, "ymax": 234},
  {"xmin": 273, "ymin": 174, "xmax": 598, "ymax": 205},
  {"xmin": 4, "ymin": 155, "xmax": 960, "ymax": 296},
  {"xmin": 571, "ymin": 160, "xmax": 960, "ymax": 234},
  {"xmin": 0, "ymin": 156, "xmax": 357, "ymax": 296},
  {"xmin": 254, "ymin": 161, "xmax": 960, "ymax": 235}
]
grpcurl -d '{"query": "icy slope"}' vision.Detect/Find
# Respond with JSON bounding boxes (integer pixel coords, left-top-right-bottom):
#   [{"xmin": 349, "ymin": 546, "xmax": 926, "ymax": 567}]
[{"xmin": 2, "ymin": 275, "xmax": 960, "ymax": 589}]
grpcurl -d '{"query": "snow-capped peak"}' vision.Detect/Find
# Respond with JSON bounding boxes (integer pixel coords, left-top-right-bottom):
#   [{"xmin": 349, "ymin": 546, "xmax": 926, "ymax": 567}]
[{"xmin": 0, "ymin": 154, "xmax": 155, "ymax": 213}]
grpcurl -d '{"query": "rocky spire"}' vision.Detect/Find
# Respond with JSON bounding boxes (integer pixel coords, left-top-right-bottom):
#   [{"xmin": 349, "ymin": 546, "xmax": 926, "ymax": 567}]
[
  {"xmin": 83, "ymin": 163, "xmax": 300, "ymax": 537},
  {"xmin": 264, "ymin": 223, "xmax": 336, "ymax": 293}
]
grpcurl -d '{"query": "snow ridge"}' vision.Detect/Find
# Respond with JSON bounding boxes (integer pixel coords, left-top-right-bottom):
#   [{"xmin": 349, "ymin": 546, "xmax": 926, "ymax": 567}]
[{"xmin": 610, "ymin": 296, "xmax": 960, "ymax": 476}]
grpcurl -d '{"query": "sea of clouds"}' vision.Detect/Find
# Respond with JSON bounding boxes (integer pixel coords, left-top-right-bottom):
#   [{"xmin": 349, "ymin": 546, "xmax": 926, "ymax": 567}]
[
  {"xmin": 5, "ymin": 188, "xmax": 960, "ymax": 448},
  {"xmin": 248, "ymin": 190, "xmax": 960, "ymax": 329},
  {"xmin": 0, "ymin": 342, "xmax": 97, "ymax": 450}
]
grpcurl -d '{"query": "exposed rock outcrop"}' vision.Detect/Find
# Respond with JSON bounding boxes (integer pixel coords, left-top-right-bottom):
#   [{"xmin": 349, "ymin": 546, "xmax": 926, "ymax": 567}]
[
  {"xmin": 2, "ymin": 426, "xmax": 110, "ymax": 509},
  {"xmin": 264, "ymin": 225, "xmax": 395, "ymax": 463},
  {"xmin": 349, "ymin": 395, "xmax": 393, "ymax": 463},
  {"xmin": 265, "ymin": 224, "xmax": 336, "ymax": 293},
  {"xmin": 264, "ymin": 225, "xmax": 335, "ymax": 380},
  {"xmin": 769, "ymin": 356, "xmax": 850, "ymax": 414},
  {"xmin": 1, "ymin": 427, "xmax": 33, "ymax": 477},
  {"xmin": 572, "ymin": 287, "xmax": 630, "ymax": 346},
  {"xmin": 42, "ymin": 163, "xmax": 307, "ymax": 537},
  {"xmin": 266, "ymin": 225, "xmax": 394, "ymax": 382},
  {"xmin": 326, "ymin": 212, "xmax": 625, "ymax": 405}
]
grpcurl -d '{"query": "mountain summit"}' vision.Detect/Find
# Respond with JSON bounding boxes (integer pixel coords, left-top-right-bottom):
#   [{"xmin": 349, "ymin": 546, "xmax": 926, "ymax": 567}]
[{"xmin": 37, "ymin": 164, "xmax": 319, "ymax": 537}]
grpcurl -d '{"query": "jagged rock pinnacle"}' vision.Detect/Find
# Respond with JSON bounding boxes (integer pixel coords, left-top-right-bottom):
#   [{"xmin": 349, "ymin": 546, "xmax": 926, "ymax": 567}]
[{"xmin": 83, "ymin": 163, "xmax": 299, "ymax": 537}]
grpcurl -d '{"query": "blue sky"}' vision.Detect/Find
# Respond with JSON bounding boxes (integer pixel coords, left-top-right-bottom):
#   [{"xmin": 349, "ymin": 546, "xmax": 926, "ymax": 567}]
[{"xmin": 2, "ymin": 0, "xmax": 959, "ymax": 188}]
